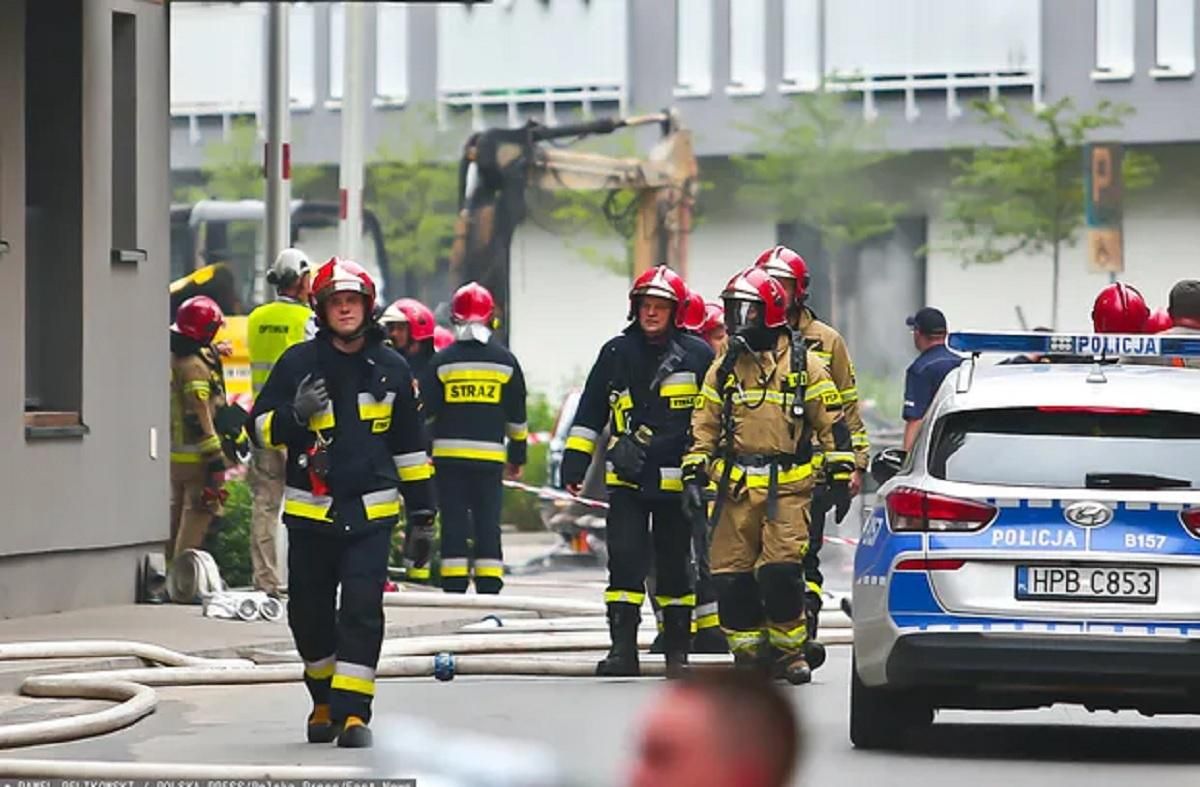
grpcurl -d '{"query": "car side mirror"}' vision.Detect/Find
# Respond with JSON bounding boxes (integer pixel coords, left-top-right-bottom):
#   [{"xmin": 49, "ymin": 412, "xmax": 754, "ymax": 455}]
[{"xmin": 870, "ymin": 448, "xmax": 907, "ymax": 486}]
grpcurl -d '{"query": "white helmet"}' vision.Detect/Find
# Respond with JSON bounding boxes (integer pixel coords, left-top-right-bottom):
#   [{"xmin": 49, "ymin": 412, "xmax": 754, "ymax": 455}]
[
  {"xmin": 380, "ymin": 301, "xmax": 408, "ymax": 325},
  {"xmin": 267, "ymin": 248, "xmax": 311, "ymax": 289}
]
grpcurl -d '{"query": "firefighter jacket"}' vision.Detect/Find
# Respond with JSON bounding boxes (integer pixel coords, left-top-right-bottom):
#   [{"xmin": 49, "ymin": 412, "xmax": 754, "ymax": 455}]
[
  {"xmin": 562, "ymin": 325, "xmax": 715, "ymax": 499},
  {"xmin": 248, "ymin": 296, "xmax": 315, "ymax": 397},
  {"xmin": 420, "ymin": 337, "xmax": 528, "ymax": 467},
  {"xmin": 795, "ymin": 308, "xmax": 870, "ymax": 470},
  {"xmin": 685, "ymin": 331, "xmax": 855, "ymax": 490},
  {"xmin": 249, "ymin": 327, "xmax": 433, "ymax": 534},
  {"xmin": 170, "ymin": 343, "xmax": 228, "ymax": 475}
]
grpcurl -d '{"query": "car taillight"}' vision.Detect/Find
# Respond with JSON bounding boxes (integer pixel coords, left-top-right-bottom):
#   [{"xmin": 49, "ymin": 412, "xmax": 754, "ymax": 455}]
[
  {"xmin": 895, "ymin": 558, "xmax": 967, "ymax": 571},
  {"xmin": 1181, "ymin": 508, "xmax": 1200, "ymax": 536},
  {"xmin": 886, "ymin": 487, "xmax": 997, "ymax": 532}
]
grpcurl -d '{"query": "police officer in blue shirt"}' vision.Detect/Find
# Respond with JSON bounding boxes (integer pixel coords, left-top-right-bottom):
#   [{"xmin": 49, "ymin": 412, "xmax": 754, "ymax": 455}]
[{"xmin": 902, "ymin": 307, "xmax": 962, "ymax": 451}]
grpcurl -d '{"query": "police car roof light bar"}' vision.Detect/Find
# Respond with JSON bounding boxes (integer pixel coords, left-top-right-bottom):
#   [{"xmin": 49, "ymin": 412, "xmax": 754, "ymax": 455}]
[{"xmin": 947, "ymin": 331, "xmax": 1200, "ymax": 359}]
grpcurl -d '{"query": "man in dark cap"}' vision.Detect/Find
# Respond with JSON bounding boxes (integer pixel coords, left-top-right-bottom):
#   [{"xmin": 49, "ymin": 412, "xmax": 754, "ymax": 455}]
[
  {"xmin": 1156, "ymin": 280, "xmax": 1200, "ymax": 369},
  {"xmin": 902, "ymin": 307, "xmax": 962, "ymax": 451}
]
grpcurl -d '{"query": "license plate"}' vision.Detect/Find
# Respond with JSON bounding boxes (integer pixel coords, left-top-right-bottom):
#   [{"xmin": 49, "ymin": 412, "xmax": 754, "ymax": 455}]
[{"xmin": 1015, "ymin": 565, "xmax": 1159, "ymax": 603}]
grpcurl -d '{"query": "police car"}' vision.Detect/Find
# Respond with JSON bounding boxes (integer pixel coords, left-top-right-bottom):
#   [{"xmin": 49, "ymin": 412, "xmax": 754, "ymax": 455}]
[{"xmin": 851, "ymin": 331, "xmax": 1200, "ymax": 749}]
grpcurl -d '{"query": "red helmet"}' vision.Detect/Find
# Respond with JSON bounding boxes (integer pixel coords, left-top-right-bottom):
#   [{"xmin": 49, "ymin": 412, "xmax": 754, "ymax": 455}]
[
  {"xmin": 171, "ymin": 295, "xmax": 225, "ymax": 344},
  {"xmin": 677, "ymin": 287, "xmax": 707, "ymax": 331},
  {"xmin": 1146, "ymin": 307, "xmax": 1174, "ymax": 334},
  {"xmin": 629, "ymin": 266, "xmax": 687, "ymax": 319},
  {"xmin": 1092, "ymin": 282, "xmax": 1150, "ymax": 334},
  {"xmin": 701, "ymin": 301, "xmax": 725, "ymax": 335},
  {"xmin": 451, "ymin": 282, "xmax": 495, "ymax": 325},
  {"xmin": 433, "ymin": 325, "xmax": 455, "ymax": 351},
  {"xmin": 755, "ymin": 245, "xmax": 810, "ymax": 305},
  {"xmin": 381, "ymin": 298, "xmax": 436, "ymax": 342},
  {"xmin": 311, "ymin": 257, "xmax": 376, "ymax": 323},
  {"xmin": 722, "ymin": 267, "xmax": 788, "ymax": 332}
]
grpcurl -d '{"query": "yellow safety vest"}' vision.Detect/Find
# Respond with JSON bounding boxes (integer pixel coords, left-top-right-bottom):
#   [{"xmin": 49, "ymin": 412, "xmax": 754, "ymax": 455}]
[{"xmin": 247, "ymin": 300, "xmax": 312, "ymax": 397}]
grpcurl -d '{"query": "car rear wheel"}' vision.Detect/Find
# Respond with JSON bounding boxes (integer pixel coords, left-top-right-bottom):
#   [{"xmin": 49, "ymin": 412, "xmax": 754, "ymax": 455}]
[{"xmin": 850, "ymin": 654, "xmax": 934, "ymax": 750}]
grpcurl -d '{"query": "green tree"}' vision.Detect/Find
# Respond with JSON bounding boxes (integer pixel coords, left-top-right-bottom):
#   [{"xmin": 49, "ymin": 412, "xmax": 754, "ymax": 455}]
[
  {"xmin": 941, "ymin": 98, "xmax": 1158, "ymax": 328},
  {"xmin": 736, "ymin": 91, "xmax": 905, "ymax": 254},
  {"xmin": 365, "ymin": 138, "xmax": 459, "ymax": 277},
  {"xmin": 172, "ymin": 117, "xmax": 326, "ymax": 203}
]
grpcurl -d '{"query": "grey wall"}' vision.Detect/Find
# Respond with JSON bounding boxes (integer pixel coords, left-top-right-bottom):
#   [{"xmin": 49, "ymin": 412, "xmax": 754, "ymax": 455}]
[{"xmin": 0, "ymin": 0, "xmax": 170, "ymax": 617}]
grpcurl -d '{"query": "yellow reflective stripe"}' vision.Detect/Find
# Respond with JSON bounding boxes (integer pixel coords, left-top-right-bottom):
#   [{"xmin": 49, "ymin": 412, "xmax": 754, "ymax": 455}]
[
  {"xmin": 506, "ymin": 422, "xmax": 529, "ymax": 440},
  {"xmin": 806, "ymin": 581, "xmax": 823, "ymax": 595},
  {"xmin": 660, "ymin": 383, "xmax": 700, "ymax": 398},
  {"xmin": 182, "ymin": 380, "xmax": 210, "ymax": 400},
  {"xmin": 710, "ymin": 459, "xmax": 812, "ymax": 488},
  {"xmin": 695, "ymin": 613, "xmax": 721, "ymax": 630},
  {"xmin": 398, "ymin": 463, "xmax": 433, "ymax": 482},
  {"xmin": 474, "ymin": 559, "xmax": 504, "ymax": 578},
  {"xmin": 197, "ymin": 435, "xmax": 222, "ymax": 454},
  {"xmin": 767, "ymin": 623, "xmax": 808, "ymax": 651},
  {"xmin": 682, "ymin": 452, "xmax": 708, "ymax": 468},
  {"xmin": 255, "ymin": 411, "xmax": 276, "ymax": 447},
  {"xmin": 654, "ymin": 594, "xmax": 696, "ymax": 608},
  {"xmin": 432, "ymin": 439, "xmax": 507, "ymax": 463},
  {"xmin": 700, "ymin": 385, "xmax": 722, "ymax": 404},
  {"xmin": 565, "ymin": 435, "xmax": 596, "ymax": 454},
  {"xmin": 805, "ymin": 379, "xmax": 839, "ymax": 402},
  {"xmin": 407, "ymin": 566, "xmax": 431, "ymax": 580},
  {"xmin": 304, "ymin": 657, "xmax": 335, "ymax": 680},
  {"xmin": 812, "ymin": 350, "xmax": 833, "ymax": 363},
  {"xmin": 604, "ymin": 590, "xmax": 645, "ymax": 605},
  {"xmin": 725, "ymin": 629, "xmax": 765, "ymax": 655},
  {"xmin": 825, "ymin": 451, "xmax": 856, "ymax": 465},
  {"xmin": 308, "ymin": 403, "xmax": 335, "ymax": 432},
  {"xmin": 358, "ymin": 391, "xmax": 395, "ymax": 421},
  {"xmin": 170, "ymin": 451, "xmax": 204, "ymax": 463},
  {"xmin": 283, "ymin": 487, "xmax": 333, "ymax": 522},
  {"xmin": 363, "ymin": 489, "xmax": 401, "ymax": 520},
  {"xmin": 839, "ymin": 386, "xmax": 859, "ymax": 403},
  {"xmin": 852, "ymin": 433, "xmax": 870, "ymax": 450},
  {"xmin": 331, "ymin": 675, "xmax": 375, "ymax": 697},
  {"xmin": 437, "ymin": 362, "xmax": 513, "ymax": 383},
  {"xmin": 441, "ymin": 558, "xmax": 470, "ymax": 577},
  {"xmin": 604, "ymin": 472, "xmax": 639, "ymax": 489}
]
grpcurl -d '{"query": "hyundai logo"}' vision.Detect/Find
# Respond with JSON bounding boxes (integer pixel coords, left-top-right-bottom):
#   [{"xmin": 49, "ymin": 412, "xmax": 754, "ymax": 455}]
[{"xmin": 1063, "ymin": 501, "xmax": 1114, "ymax": 528}]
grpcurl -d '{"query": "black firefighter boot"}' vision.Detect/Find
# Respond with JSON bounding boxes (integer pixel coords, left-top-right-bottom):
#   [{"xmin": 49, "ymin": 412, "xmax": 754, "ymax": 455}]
[
  {"xmin": 775, "ymin": 650, "xmax": 813, "ymax": 686},
  {"xmin": 596, "ymin": 603, "xmax": 641, "ymax": 677},
  {"xmin": 661, "ymin": 606, "xmax": 692, "ymax": 679}
]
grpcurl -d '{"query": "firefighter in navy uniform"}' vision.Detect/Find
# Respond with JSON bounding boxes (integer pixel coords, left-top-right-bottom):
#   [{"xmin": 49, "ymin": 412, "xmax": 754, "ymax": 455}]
[
  {"xmin": 561, "ymin": 267, "xmax": 715, "ymax": 678},
  {"xmin": 250, "ymin": 257, "xmax": 435, "ymax": 749},
  {"xmin": 756, "ymin": 246, "xmax": 867, "ymax": 642},
  {"xmin": 380, "ymin": 298, "xmax": 438, "ymax": 379},
  {"xmin": 420, "ymin": 282, "xmax": 527, "ymax": 594},
  {"xmin": 683, "ymin": 267, "xmax": 854, "ymax": 685}
]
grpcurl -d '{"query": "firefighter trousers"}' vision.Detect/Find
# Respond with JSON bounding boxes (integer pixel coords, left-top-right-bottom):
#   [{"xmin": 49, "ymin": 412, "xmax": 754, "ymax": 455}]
[
  {"xmin": 435, "ymin": 462, "xmax": 505, "ymax": 594},
  {"xmin": 288, "ymin": 524, "xmax": 390, "ymax": 724},
  {"xmin": 169, "ymin": 475, "xmax": 215, "ymax": 560},
  {"xmin": 646, "ymin": 519, "xmax": 721, "ymax": 634},
  {"xmin": 248, "ymin": 447, "xmax": 285, "ymax": 594},
  {"xmin": 605, "ymin": 488, "xmax": 694, "ymax": 616},
  {"xmin": 710, "ymin": 479, "xmax": 812, "ymax": 658}
]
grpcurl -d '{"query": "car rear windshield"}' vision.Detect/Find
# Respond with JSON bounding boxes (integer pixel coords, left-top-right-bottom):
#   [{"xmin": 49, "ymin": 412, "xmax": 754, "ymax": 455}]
[{"xmin": 929, "ymin": 407, "xmax": 1200, "ymax": 489}]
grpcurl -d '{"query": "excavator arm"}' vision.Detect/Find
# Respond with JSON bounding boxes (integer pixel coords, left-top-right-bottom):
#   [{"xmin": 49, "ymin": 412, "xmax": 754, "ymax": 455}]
[{"xmin": 448, "ymin": 110, "xmax": 698, "ymax": 342}]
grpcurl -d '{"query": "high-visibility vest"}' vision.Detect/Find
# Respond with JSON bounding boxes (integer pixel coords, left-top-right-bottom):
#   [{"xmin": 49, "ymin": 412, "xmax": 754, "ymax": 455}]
[{"xmin": 247, "ymin": 300, "xmax": 312, "ymax": 396}]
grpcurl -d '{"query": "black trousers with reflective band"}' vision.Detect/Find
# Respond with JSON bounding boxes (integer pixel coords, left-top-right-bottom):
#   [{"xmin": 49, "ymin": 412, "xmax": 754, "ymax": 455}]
[
  {"xmin": 606, "ymin": 489, "xmax": 692, "ymax": 603},
  {"xmin": 288, "ymin": 524, "xmax": 390, "ymax": 724},
  {"xmin": 435, "ymin": 461, "xmax": 505, "ymax": 593}
]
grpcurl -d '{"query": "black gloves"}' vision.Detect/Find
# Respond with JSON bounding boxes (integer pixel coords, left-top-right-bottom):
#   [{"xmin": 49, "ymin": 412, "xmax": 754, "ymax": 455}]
[
  {"xmin": 406, "ymin": 509, "xmax": 436, "ymax": 569},
  {"xmin": 680, "ymin": 460, "xmax": 708, "ymax": 523},
  {"xmin": 293, "ymin": 373, "xmax": 329, "ymax": 425},
  {"xmin": 827, "ymin": 461, "xmax": 854, "ymax": 523},
  {"xmin": 608, "ymin": 425, "xmax": 653, "ymax": 483}
]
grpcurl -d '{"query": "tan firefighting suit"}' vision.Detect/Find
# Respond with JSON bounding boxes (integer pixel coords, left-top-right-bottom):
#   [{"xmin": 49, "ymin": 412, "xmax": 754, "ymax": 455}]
[
  {"xmin": 685, "ymin": 332, "xmax": 854, "ymax": 662},
  {"xmin": 169, "ymin": 347, "xmax": 227, "ymax": 559}
]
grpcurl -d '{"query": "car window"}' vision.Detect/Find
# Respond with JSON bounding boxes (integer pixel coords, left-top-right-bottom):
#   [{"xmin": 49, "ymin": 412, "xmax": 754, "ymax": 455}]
[{"xmin": 929, "ymin": 407, "xmax": 1200, "ymax": 489}]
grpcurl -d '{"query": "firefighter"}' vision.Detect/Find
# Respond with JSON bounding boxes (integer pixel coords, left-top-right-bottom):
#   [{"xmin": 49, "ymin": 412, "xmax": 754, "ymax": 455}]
[
  {"xmin": 420, "ymin": 282, "xmax": 527, "ymax": 594},
  {"xmin": 250, "ymin": 257, "xmax": 435, "ymax": 749},
  {"xmin": 1092, "ymin": 281, "xmax": 1150, "ymax": 334},
  {"xmin": 379, "ymin": 297, "xmax": 438, "ymax": 377},
  {"xmin": 561, "ymin": 266, "xmax": 715, "ymax": 678},
  {"xmin": 683, "ymin": 267, "xmax": 855, "ymax": 685},
  {"xmin": 245, "ymin": 248, "xmax": 315, "ymax": 596},
  {"xmin": 701, "ymin": 301, "xmax": 727, "ymax": 355},
  {"xmin": 169, "ymin": 296, "xmax": 232, "ymax": 560},
  {"xmin": 756, "ymin": 246, "xmax": 866, "ymax": 642}
]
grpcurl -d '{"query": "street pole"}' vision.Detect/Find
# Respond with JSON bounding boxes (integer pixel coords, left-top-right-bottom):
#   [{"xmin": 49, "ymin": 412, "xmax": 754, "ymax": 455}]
[
  {"xmin": 264, "ymin": 2, "xmax": 291, "ymax": 305},
  {"xmin": 338, "ymin": 3, "xmax": 367, "ymax": 262}
]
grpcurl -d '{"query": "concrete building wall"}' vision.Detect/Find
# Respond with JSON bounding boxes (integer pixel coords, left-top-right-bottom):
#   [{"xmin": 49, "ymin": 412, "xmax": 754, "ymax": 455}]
[{"xmin": 0, "ymin": 0, "xmax": 170, "ymax": 617}]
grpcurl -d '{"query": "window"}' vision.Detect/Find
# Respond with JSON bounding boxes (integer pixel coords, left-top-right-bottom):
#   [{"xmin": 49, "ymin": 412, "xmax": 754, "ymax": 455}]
[
  {"xmin": 1095, "ymin": 0, "xmax": 1135, "ymax": 78},
  {"xmin": 728, "ymin": 0, "xmax": 766, "ymax": 94},
  {"xmin": 290, "ymin": 3, "xmax": 315, "ymax": 108},
  {"xmin": 112, "ymin": 12, "xmax": 137, "ymax": 256},
  {"xmin": 930, "ymin": 408, "xmax": 1200, "ymax": 489},
  {"xmin": 26, "ymin": 0, "xmax": 83, "ymax": 429},
  {"xmin": 781, "ymin": 0, "xmax": 821, "ymax": 91},
  {"xmin": 675, "ymin": 0, "xmax": 712, "ymax": 96},
  {"xmin": 1154, "ymin": 0, "xmax": 1195, "ymax": 76},
  {"xmin": 376, "ymin": 5, "xmax": 408, "ymax": 104},
  {"xmin": 328, "ymin": 3, "xmax": 344, "ymax": 101}
]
